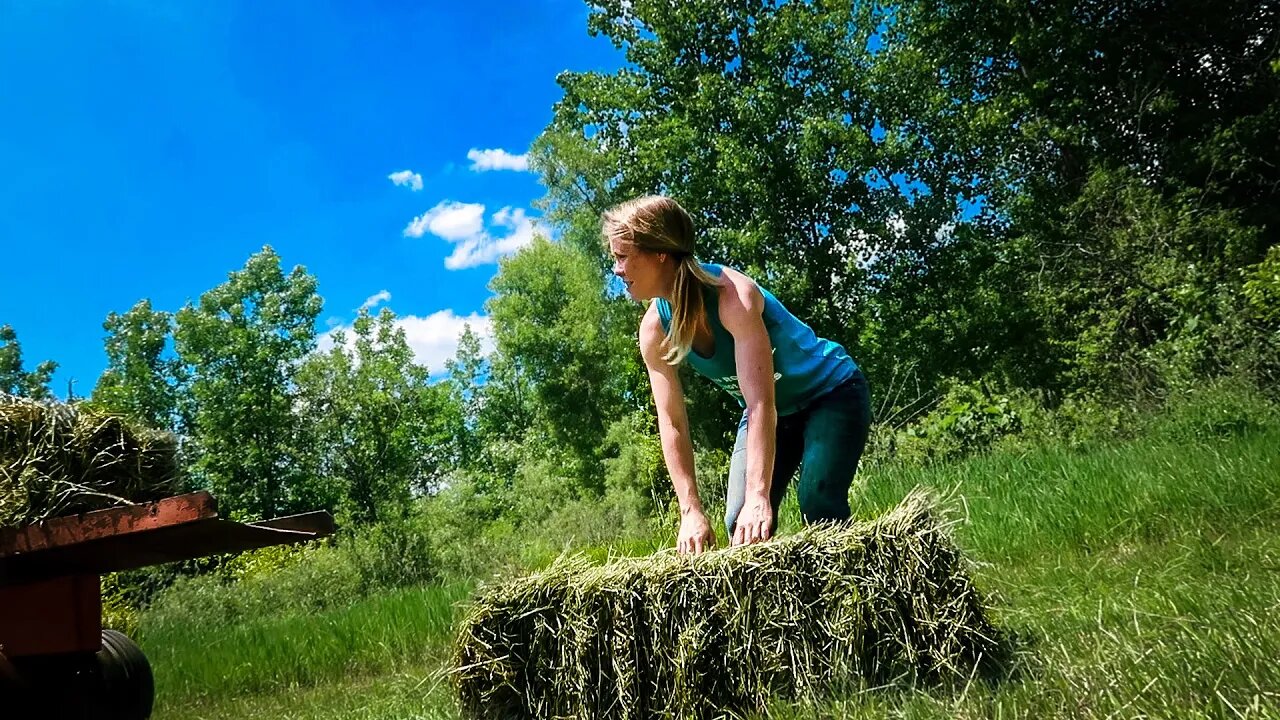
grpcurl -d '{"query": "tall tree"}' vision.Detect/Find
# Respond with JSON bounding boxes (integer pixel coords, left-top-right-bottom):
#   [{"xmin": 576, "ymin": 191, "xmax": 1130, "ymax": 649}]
[
  {"xmin": 446, "ymin": 323, "xmax": 489, "ymax": 470},
  {"xmin": 889, "ymin": 0, "xmax": 1279, "ymax": 395},
  {"xmin": 0, "ymin": 325, "xmax": 56, "ymax": 400},
  {"xmin": 174, "ymin": 247, "xmax": 322, "ymax": 520},
  {"xmin": 532, "ymin": 0, "xmax": 1024, "ymax": 406},
  {"xmin": 296, "ymin": 308, "xmax": 461, "ymax": 524},
  {"xmin": 91, "ymin": 300, "xmax": 184, "ymax": 430},
  {"xmin": 483, "ymin": 237, "xmax": 645, "ymax": 494}
]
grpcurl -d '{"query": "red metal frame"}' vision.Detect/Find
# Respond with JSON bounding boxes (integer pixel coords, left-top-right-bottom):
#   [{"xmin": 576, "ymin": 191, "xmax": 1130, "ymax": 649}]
[
  {"xmin": 0, "ymin": 575, "xmax": 101, "ymax": 657},
  {"xmin": 0, "ymin": 492, "xmax": 334, "ymax": 659}
]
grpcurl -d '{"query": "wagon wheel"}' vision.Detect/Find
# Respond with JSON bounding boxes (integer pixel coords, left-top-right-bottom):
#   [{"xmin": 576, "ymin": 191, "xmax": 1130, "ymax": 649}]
[
  {"xmin": 96, "ymin": 629, "xmax": 155, "ymax": 720},
  {"xmin": 6, "ymin": 629, "xmax": 154, "ymax": 720}
]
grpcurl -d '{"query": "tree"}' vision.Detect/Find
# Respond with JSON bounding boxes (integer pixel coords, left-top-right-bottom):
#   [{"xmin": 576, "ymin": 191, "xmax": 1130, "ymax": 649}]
[
  {"xmin": 90, "ymin": 300, "xmax": 185, "ymax": 431},
  {"xmin": 482, "ymin": 237, "xmax": 643, "ymax": 494},
  {"xmin": 296, "ymin": 308, "xmax": 461, "ymax": 524},
  {"xmin": 0, "ymin": 325, "xmax": 56, "ymax": 400},
  {"xmin": 532, "ymin": 0, "xmax": 1028, "ymax": 413},
  {"xmin": 446, "ymin": 323, "xmax": 489, "ymax": 470},
  {"xmin": 173, "ymin": 247, "xmax": 322, "ymax": 520},
  {"xmin": 889, "ymin": 0, "xmax": 1279, "ymax": 396}
]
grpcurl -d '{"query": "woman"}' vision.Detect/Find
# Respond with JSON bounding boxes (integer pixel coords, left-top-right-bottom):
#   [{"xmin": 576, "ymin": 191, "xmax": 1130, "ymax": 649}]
[{"xmin": 604, "ymin": 195, "xmax": 872, "ymax": 555}]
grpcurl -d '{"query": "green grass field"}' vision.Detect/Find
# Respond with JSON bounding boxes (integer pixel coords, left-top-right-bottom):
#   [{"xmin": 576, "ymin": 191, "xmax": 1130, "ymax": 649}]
[{"xmin": 142, "ymin": 426, "xmax": 1280, "ymax": 719}]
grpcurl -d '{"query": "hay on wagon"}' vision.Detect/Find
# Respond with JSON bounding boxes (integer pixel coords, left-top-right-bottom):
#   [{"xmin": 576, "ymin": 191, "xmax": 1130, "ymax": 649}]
[
  {"xmin": 452, "ymin": 489, "xmax": 1001, "ymax": 720},
  {"xmin": 1, "ymin": 393, "xmax": 181, "ymax": 529}
]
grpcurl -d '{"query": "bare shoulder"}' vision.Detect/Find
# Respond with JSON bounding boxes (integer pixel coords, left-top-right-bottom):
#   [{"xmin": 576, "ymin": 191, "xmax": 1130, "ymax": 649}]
[{"xmin": 715, "ymin": 266, "xmax": 765, "ymax": 329}]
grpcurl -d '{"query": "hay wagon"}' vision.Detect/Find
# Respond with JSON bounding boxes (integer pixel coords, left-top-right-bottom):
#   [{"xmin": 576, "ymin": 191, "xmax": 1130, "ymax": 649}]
[{"xmin": 0, "ymin": 490, "xmax": 334, "ymax": 719}]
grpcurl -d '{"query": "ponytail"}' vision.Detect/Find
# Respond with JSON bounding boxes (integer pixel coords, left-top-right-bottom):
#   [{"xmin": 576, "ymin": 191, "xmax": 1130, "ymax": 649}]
[{"xmin": 662, "ymin": 256, "xmax": 718, "ymax": 364}]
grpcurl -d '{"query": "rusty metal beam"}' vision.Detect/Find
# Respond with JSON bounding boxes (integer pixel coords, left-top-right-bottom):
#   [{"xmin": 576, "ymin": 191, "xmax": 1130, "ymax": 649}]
[{"xmin": 0, "ymin": 492, "xmax": 218, "ymax": 558}]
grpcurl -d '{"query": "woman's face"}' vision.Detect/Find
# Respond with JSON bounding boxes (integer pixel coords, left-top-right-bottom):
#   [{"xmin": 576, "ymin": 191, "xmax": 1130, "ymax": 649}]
[{"xmin": 610, "ymin": 237, "xmax": 669, "ymax": 301}]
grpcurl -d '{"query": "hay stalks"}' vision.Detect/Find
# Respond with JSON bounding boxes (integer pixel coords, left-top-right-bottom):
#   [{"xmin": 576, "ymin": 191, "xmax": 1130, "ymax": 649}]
[
  {"xmin": 1, "ymin": 394, "xmax": 181, "ymax": 529},
  {"xmin": 451, "ymin": 489, "xmax": 1001, "ymax": 720}
]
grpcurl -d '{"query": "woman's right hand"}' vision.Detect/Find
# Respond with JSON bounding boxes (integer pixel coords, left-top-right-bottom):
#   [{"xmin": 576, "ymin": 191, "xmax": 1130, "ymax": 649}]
[{"xmin": 677, "ymin": 510, "xmax": 717, "ymax": 555}]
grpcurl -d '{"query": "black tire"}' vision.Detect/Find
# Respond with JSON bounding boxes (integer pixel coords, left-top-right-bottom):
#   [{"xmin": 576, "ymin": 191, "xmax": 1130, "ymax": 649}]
[
  {"xmin": 4, "ymin": 629, "xmax": 153, "ymax": 719},
  {"xmin": 97, "ymin": 629, "xmax": 155, "ymax": 720}
]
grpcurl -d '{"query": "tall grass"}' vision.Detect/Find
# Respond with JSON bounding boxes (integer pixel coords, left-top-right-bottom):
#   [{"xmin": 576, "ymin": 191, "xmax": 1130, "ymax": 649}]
[
  {"xmin": 142, "ymin": 418, "xmax": 1280, "ymax": 719},
  {"xmin": 845, "ymin": 429, "xmax": 1280, "ymax": 561},
  {"xmin": 142, "ymin": 582, "xmax": 471, "ymax": 707}
]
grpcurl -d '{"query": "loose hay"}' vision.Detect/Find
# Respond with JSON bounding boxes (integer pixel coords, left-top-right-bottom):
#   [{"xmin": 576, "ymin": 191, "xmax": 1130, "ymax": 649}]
[
  {"xmin": 451, "ymin": 489, "xmax": 1001, "ymax": 720},
  {"xmin": 0, "ymin": 394, "xmax": 181, "ymax": 529}
]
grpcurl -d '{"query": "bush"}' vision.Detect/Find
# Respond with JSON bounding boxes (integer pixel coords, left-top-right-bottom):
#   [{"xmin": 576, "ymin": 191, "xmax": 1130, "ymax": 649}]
[
  {"xmin": 343, "ymin": 513, "xmax": 438, "ymax": 593},
  {"xmin": 886, "ymin": 380, "xmax": 1027, "ymax": 465},
  {"xmin": 1148, "ymin": 376, "xmax": 1279, "ymax": 443},
  {"xmin": 140, "ymin": 544, "xmax": 362, "ymax": 637},
  {"xmin": 1243, "ymin": 245, "xmax": 1280, "ymax": 325},
  {"xmin": 139, "ymin": 511, "xmax": 439, "ymax": 635}
]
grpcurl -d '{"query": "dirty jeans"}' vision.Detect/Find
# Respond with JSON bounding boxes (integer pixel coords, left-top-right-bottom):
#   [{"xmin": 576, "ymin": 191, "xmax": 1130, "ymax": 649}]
[{"xmin": 724, "ymin": 371, "xmax": 873, "ymax": 537}]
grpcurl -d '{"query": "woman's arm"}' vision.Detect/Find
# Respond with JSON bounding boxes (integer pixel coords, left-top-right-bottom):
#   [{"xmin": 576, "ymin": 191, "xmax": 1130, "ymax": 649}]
[
  {"xmin": 717, "ymin": 269, "xmax": 778, "ymax": 546},
  {"xmin": 640, "ymin": 304, "xmax": 716, "ymax": 554}
]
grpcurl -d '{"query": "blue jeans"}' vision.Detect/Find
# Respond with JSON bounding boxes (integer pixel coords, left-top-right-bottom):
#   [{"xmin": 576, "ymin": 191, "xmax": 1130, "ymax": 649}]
[{"xmin": 724, "ymin": 371, "xmax": 873, "ymax": 537}]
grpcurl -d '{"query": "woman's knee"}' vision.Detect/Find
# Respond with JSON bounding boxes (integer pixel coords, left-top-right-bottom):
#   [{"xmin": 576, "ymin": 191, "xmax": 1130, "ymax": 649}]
[{"xmin": 797, "ymin": 480, "xmax": 851, "ymax": 523}]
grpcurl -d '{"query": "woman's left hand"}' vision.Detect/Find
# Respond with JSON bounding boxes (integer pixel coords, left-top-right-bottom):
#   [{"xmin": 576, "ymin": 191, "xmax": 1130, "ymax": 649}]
[{"xmin": 732, "ymin": 493, "xmax": 774, "ymax": 546}]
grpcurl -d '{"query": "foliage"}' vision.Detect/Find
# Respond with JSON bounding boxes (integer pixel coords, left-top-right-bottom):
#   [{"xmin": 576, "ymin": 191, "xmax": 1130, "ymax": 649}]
[
  {"xmin": 534, "ymin": 0, "xmax": 1016, "ymax": 406},
  {"xmin": 173, "ymin": 246, "xmax": 323, "ymax": 520},
  {"xmin": 0, "ymin": 325, "xmax": 56, "ymax": 400},
  {"xmin": 141, "ymin": 510, "xmax": 439, "ymax": 633},
  {"xmin": 481, "ymin": 237, "xmax": 644, "ymax": 494},
  {"xmin": 1244, "ymin": 245, "xmax": 1280, "ymax": 325},
  {"xmin": 90, "ymin": 299, "xmax": 185, "ymax": 432},
  {"xmin": 889, "ymin": 380, "xmax": 1025, "ymax": 465},
  {"xmin": 295, "ymin": 307, "xmax": 460, "ymax": 524}
]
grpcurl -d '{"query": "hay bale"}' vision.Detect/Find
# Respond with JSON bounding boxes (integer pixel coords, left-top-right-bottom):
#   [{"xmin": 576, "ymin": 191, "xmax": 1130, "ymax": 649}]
[
  {"xmin": 0, "ymin": 394, "xmax": 181, "ymax": 529},
  {"xmin": 451, "ymin": 490, "xmax": 1000, "ymax": 720}
]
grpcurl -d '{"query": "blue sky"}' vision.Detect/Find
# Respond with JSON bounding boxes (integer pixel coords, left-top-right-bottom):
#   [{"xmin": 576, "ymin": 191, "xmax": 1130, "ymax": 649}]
[{"xmin": 0, "ymin": 0, "xmax": 624, "ymax": 397}]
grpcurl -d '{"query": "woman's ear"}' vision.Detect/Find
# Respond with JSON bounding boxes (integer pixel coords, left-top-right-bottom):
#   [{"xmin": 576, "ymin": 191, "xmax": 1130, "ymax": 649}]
[{"xmin": 658, "ymin": 253, "xmax": 668, "ymax": 263}]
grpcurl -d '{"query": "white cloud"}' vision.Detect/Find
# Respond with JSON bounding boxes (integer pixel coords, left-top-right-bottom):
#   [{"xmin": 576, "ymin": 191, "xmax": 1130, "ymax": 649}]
[
  {"xmin": 404, "ymin": 201, "xmax": 544, "ymax": 270},
  {"xmin": 359, "ymin": 290, "xmax": 391, "ymax": 311},
  {"xmin": 444, "ymin": 206, "xmax": 540, "ymax": 270},
  {"xmin": 467, "ymin": 148, "xmax": 529, "ymax": 172},
  {"xmin": 318, "ymin": 308, "xmax": 494, "ymax": 377},
  {"xmin": 403, "ymin": 201, "xmax": 486, "ymax": 240},
  {"xmin": 397, "ymin": 310, "xmax": 494, "ymax": 375},
  {"xmin": 388, "ymin": 169, "xmax": 424, "ymax": 191}
]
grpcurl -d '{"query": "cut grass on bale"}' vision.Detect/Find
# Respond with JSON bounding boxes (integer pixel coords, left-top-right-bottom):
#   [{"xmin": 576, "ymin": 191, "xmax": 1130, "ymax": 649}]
[
  {"xmin": 0, "ymin": 394, "xmax": 180, "ymax": 528},
  {"xmin": 452, "ymin": 490, "xmax": 1002, "ymax": 720}
]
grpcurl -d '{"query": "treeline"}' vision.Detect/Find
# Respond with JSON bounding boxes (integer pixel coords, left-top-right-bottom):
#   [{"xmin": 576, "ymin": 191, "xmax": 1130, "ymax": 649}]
[{"xmin": 3, "ymin": 0, "xmax": 1277, "ymax": 545}]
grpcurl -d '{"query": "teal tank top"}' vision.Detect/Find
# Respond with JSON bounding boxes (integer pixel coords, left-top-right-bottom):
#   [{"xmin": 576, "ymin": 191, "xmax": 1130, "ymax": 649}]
[{"xmin": 654, "ymin": 264, "xmax": 858, "ymax": 416}]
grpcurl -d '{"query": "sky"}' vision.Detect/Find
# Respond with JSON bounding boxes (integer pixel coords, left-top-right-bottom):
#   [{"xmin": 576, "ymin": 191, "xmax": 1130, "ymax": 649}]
[{"xmin": 0, "ymin": 0, "xmax": 626, "ymax": 398}]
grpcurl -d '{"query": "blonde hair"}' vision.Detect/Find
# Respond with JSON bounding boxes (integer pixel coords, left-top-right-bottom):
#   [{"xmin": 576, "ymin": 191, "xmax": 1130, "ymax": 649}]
[{"xmin": 602, "ymin": 196, "xmax": 718, "ymax": 365}]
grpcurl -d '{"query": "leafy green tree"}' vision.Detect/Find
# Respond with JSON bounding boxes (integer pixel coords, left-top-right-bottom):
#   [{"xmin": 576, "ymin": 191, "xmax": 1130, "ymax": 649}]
[
  {"xmin": 483, "ymin": 237, "xmax": 643, "ymax": 494},
  {"xmin": 896, "ymin": 0, "xmax": 1279, "ymax": 223},
  {"xmin": 173, "ymin": 247, "xmax": 322, "ymax": 520},
  {"xmin": 296, "ymin": 308, "xmax": 461, "ymax": 524},
  {"xmin": 890, "ymin": 0, "xmax": 1278, "ymax": 396},
  {"xmin": 90, "ymin": 300, "xmax": 185, "ymax": 430},
  {"xmin": 446, "ymin": 323, "xmax": 488, "ymax": 469},
  {"xmin": 0, "ymin": 325, "xmax": 56, "ymax": 400},
  {"xmin": 532, "ymin": 0, "xmax": 1031, "ymax": 416}
]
